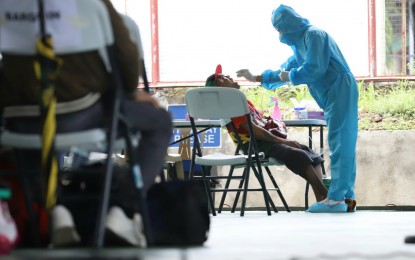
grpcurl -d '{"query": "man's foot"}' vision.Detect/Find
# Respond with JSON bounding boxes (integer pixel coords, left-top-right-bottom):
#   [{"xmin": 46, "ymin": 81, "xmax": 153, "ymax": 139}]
[
  {"xmin": 105, "ymin": 206, "xmax": 147, "ymax": 247},
  {"xmin": 307, "ymin": 198, "xmax": 348, "ymax": 213},
  {"xmin": 345, "ymin": 198, "xmax": 357, "ymax": 212},
  {"xmin": 50, "ymin": 205, "xmax": 81, "ymax": 247}
]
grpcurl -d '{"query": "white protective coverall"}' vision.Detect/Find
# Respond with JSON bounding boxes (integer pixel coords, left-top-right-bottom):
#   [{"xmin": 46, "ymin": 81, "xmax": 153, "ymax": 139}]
[{"xmin": 261, "ymin": 4, "xmax": 359, "ymax": 203}]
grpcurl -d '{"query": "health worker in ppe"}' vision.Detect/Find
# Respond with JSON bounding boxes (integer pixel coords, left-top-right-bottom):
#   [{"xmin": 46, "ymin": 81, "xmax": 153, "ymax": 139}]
[{"xmin": 236, "ymin": 4, "xmax": 358, "ymax": 213}]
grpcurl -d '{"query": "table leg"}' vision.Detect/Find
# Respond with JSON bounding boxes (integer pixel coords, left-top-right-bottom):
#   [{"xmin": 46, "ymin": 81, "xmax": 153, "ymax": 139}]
[{"xmin": 308, "ymin": 126, "xmax": 312, "ymax": 148}]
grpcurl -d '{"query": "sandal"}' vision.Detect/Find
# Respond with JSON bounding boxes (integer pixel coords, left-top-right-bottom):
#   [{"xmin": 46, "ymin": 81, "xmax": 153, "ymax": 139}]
[{"xmin": 345, "ymin": 198, "xmax": 357, "ymax": 212}]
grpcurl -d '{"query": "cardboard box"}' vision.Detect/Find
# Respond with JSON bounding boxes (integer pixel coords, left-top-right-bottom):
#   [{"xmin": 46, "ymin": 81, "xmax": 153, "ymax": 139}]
[{"xmin": 307, "ymin": 111, "xmax": 325, "ymax": 120}]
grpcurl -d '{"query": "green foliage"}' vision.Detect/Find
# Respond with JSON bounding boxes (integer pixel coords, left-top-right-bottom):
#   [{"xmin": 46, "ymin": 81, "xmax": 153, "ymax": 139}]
[
  {"xmin": 358, "ymin": 81, "xmax": 415, "ymax": 130},
  {"xmin": 358, "ymin": 80, "xmax": 376, "ymax": 103},
  {"xmin": 239, "ymin": 84, "xmax": 314, "ymax": 118},
  {"xmin": 241, "ymin": 81, "xmax": 415, "ymax": 130},
  {"xmin": 240, "ymin": 86, "xmax": 272, "ymax": 115},
  {"xmin": 286, "ymin": 85, "xmax": 313, "ymax": 103}
]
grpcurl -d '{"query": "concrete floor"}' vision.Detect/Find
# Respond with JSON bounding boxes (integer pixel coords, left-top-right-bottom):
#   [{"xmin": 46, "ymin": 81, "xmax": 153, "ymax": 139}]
[{"xmin": 6, "ymin": 210, "xmax": 415, "ymax": 260}]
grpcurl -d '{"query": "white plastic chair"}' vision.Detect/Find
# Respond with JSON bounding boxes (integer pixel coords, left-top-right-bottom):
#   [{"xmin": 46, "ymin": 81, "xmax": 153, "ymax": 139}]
[
  {"xmin": 185, "ymin": 87, "xmax": 290, "ymax": 216},
  {"xmin": 0, "ymin": 0, "xmax": 149, "ymax": 247}
]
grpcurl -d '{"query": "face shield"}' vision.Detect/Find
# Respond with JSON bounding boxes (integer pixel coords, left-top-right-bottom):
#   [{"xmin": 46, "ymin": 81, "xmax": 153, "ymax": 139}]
[{"xmin": 271, "ymin": 4, "xmax": 310, "ymax": 46}]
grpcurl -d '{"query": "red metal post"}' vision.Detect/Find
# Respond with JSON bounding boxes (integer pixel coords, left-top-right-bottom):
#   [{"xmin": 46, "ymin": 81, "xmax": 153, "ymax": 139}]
[
  {"xmin": 150, "ymin": 0, "xmax": 159, "ymax": 86},
  {"xmin": 368, "ymin": 0, "xmax": 377, "ymax": 77}
]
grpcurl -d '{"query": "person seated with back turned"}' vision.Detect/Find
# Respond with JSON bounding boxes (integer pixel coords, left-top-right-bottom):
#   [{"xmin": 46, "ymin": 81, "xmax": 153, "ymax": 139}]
[
  {"xmin": 205, "ymin": 65, "xmax": 327, "ymax": 204},
  {"xmin": 0, "ymin": 0, "xmax": 172, "ymax": 247}
]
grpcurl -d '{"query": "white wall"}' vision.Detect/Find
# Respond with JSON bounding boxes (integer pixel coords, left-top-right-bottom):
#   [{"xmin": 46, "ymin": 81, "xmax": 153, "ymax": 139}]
[
  {"xmin": 211, "ymin": 130, "xmax": 415, "ymax": 208},
  {"xmin": 112, "ymin": 0, "xmax": 369, "ymax": 83}
]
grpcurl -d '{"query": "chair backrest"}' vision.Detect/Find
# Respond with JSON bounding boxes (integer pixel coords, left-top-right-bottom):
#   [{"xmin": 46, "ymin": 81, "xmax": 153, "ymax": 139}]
[
  {"xmin": 0, "ymin": 0, "xmax": 114, "ymax": 71},
  {"xmin": 120, "ymin": 14, "xmax": 144, "ymax": 60},
  {"xmin": 119, "ymin": 13, "xmax": 149, "ymax": 92},
  {"xmin": 185, "ymin": 87, "xmax": 257, "ymax": 156},
  {"xmin": 185, "ymin": 87, "xmax": 250, "ymax": 120},
  {"xmin": 0, "ymin": 0, "xmax": 121, "ymax": 139},
  {"xmin": 0, "ymin": 2, "xmax": 148, "ymax": 248}
]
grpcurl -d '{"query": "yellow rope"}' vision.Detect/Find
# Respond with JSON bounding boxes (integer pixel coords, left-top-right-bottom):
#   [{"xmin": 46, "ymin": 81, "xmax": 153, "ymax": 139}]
[{"xmin": 34, "ymin": 36, "xmax": 62, "ymax": 210}]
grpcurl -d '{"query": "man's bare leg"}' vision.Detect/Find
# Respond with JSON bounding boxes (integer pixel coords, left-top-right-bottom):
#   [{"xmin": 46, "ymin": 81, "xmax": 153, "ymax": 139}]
[{"xmin": 304, "ymin": 165, "xmax": 327, "ymax": 202}]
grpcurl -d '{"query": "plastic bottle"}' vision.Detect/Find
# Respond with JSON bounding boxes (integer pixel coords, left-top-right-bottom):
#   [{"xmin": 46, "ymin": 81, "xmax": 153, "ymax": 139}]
[
  {"xmin": 294, "ymin": 106, "xmax": 307, "ymax": 119},
  {"xmin": 270, "ymin": 97, "xmax": 282, "ymax": 120},
  {"xmin": 300, "ymin": 107, "xmax": 308, "ymax": 119}
]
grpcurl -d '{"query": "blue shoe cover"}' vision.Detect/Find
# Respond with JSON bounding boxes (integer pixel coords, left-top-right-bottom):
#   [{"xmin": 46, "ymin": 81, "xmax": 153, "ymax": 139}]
[{"xmin": 307, "ymin": 201, "xmax": 348, "ymax": 213}]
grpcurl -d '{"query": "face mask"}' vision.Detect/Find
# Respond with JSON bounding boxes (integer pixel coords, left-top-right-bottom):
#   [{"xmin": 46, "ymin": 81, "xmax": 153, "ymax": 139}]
[{"xmin": 279, "ymin": 34, "xmax": 293, "ymax": 45}]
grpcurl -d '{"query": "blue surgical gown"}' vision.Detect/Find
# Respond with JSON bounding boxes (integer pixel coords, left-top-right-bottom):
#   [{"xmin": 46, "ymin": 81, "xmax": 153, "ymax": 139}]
[{"xmin": 262, "ymin": 4, "xmax": 359, "ymax": 201}]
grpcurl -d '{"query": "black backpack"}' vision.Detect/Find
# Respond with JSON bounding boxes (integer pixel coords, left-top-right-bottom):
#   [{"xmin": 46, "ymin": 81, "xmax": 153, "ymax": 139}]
[{"xmin": 146, "ymin": 180, "xmax": 210, "ymax": 246}]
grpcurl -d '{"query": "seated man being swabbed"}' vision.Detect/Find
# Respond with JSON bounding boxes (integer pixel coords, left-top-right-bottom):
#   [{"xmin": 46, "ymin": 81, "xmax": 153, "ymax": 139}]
[{"xmin": 206, "ymin": 65, "xmax": 354, "ymax": 211}]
